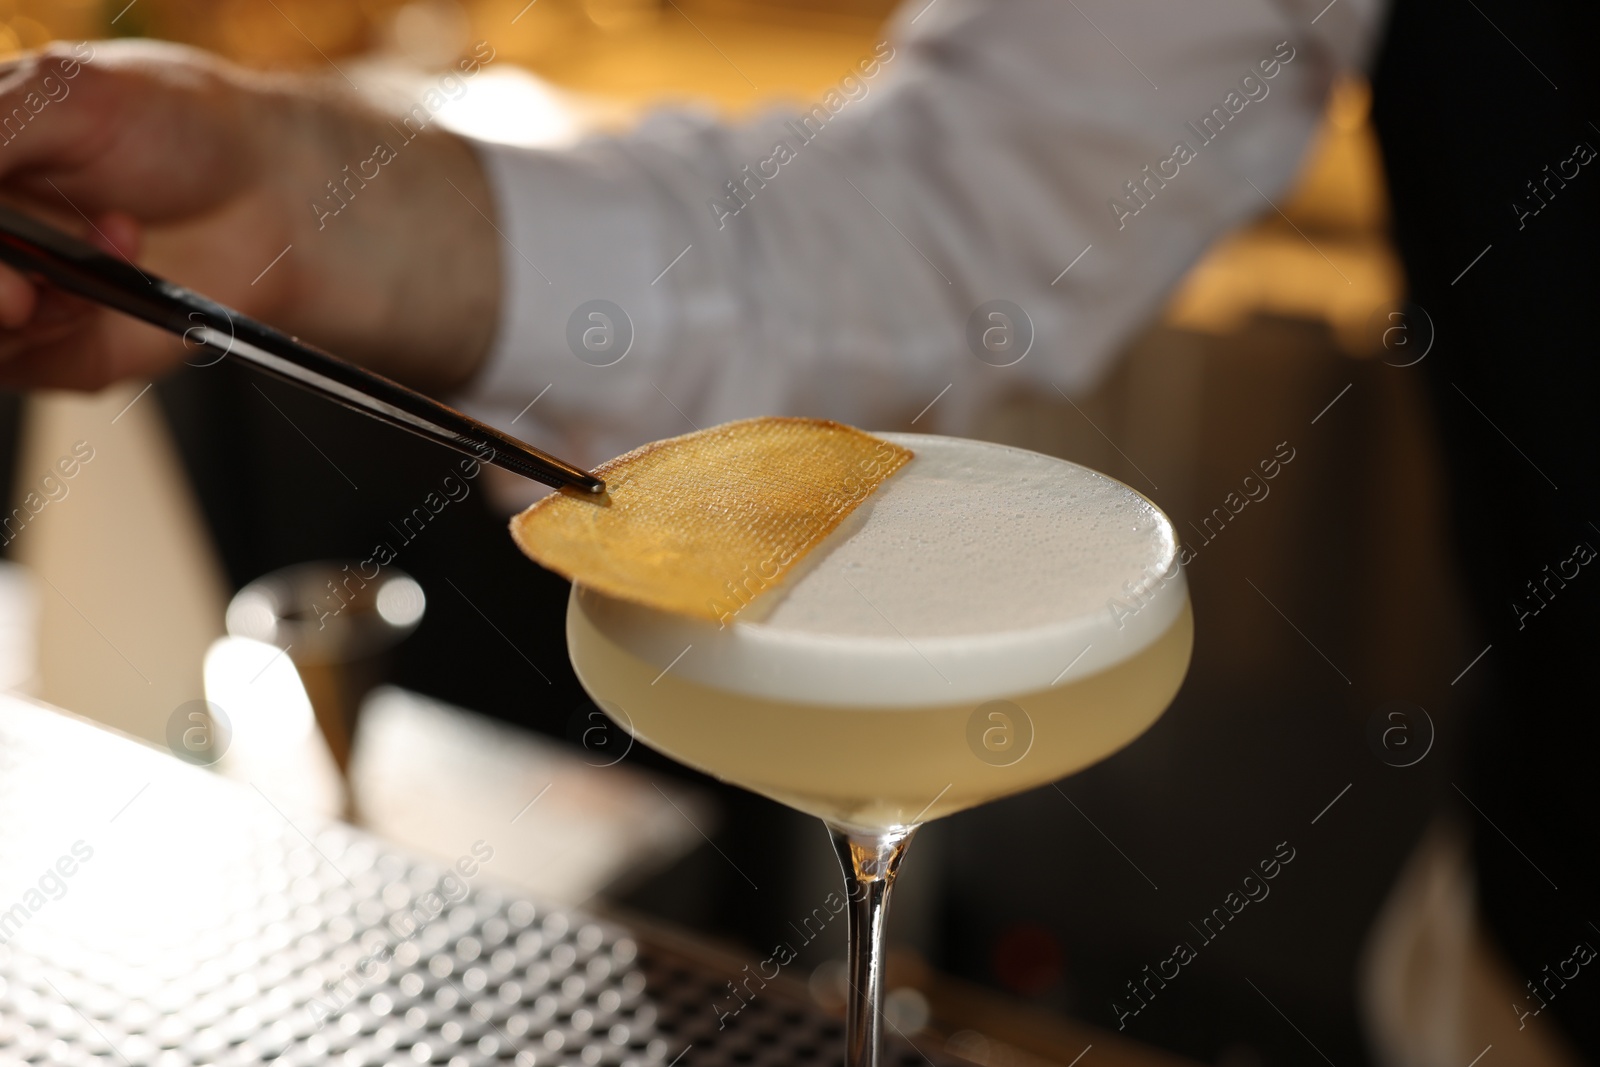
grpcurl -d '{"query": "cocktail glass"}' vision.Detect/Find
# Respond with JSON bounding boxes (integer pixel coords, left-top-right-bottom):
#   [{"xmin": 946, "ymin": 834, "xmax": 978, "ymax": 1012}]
[{"xmin": 565, "ymin": 433, "xmax": 1192, "ymax": 1067}]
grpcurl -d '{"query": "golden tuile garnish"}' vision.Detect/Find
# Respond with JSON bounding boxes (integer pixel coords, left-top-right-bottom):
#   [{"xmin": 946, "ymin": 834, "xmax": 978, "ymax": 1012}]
[{"xmin": 509, "ymin": 417, "xmax": 913, "ymax": 622}]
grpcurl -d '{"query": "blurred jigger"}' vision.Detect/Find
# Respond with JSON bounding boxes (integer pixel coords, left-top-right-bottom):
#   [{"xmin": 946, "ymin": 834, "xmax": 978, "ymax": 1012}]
[{"xmin": 225, "ymin": 562, "xmax": 426, "ymax": 821}]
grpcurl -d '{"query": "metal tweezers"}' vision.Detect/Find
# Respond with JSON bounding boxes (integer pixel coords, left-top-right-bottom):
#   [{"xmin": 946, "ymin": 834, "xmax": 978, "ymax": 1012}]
[{"xmin": 0, "ymin": 203, "xmax": 604, "ymax": 494}]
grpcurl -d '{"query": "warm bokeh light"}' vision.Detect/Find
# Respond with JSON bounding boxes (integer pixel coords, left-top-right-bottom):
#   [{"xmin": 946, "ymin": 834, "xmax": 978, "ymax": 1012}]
[{"xmin": 1164, "ymin": 77, "xmax": 1403, "ymax": 352}]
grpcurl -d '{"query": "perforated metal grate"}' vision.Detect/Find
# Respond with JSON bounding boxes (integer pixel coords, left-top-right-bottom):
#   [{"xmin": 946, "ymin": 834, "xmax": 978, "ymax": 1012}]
[{"xmin": 0, "ymin": 700, "xmax": 933, "ymax": 1067}]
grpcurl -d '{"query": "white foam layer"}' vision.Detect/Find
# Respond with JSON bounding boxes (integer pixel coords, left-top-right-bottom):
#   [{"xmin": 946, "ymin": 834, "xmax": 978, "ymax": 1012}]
[{"xmin": 569, "ymin": 433, "xmax": 1186, "ymax": 707}]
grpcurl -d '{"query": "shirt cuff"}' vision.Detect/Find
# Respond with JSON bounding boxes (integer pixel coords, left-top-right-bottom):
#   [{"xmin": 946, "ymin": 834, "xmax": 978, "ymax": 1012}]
[{"xmin": 455, "ymin": 136, "xmax": 680, "ymax": 459}]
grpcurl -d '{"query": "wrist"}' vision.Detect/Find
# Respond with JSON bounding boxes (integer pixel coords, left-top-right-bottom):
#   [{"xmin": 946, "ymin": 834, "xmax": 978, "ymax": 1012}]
[{"xmin": 265, "ymin": 83, "xmax": 501, "ymax": 393}]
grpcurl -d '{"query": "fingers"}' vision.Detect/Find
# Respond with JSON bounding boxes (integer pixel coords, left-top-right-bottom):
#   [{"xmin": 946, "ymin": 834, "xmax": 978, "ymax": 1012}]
[
  {"xmin": 0, "ymin": 42, "xmax": 280, "ymax": 393},
  {"xmin": 0, "ymin": 292, "xmax": 176, "ymax": 391},
  {"xmin": 0, "ymin": 208, "xmax": 140, "ymax": 325},
  {"xmin": 90, "ymin": 210, "xmax": 141, "ymax": 262},
  {"xmin": 0, "ymin": 42, "xmax": 104, "ymax": 184},
  {"xmin": 0, "ymin": 40, "xmax": 254, "ymax": 222},
  {"xmin": 0, "ymin": 264, "xmax": 38, "ymax": 329}
]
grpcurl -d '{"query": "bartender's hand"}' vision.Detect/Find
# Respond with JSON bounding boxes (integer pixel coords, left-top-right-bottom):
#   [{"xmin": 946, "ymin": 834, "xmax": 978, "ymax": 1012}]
[{"xmin": 0, "ymin": 39, "xmax": 500, "ymax": 393}]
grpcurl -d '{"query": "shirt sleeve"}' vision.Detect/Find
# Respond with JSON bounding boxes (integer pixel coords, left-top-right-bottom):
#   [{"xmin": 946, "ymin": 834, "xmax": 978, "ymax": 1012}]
[{"xmin": 457, "ymin": 0, "xmax": 1386, "ymax": 467}]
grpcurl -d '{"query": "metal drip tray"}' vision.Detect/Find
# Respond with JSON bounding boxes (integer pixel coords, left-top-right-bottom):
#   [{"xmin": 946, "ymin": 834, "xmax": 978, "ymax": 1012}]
[{"xmin": 0, "ymin": 697, "xmax": 932, "ymax": 1067}]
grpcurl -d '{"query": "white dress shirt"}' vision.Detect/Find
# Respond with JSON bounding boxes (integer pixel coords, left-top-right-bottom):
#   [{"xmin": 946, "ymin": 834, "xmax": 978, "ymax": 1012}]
[{"xmin": 460, "ymin": 0, "xmax": 1384, "ymax": 468}]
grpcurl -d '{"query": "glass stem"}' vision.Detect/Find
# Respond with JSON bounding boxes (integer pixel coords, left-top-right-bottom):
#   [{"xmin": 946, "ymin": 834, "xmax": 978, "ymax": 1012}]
[{"xmin": 828, "ymin": 822, "xmax": 917, "ymax": 1067}]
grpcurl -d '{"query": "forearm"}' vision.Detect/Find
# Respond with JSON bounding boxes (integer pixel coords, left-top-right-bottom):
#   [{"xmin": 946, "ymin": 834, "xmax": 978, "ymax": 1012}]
[{"xmin": 268, "ymin": 84, "xmax": 501, "ymax": 393}]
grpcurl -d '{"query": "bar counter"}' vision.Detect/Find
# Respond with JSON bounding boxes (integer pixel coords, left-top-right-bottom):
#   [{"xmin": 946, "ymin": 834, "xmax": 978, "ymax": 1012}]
[{"xmin": 0, "ymin": 695, "xmax": 1196, "ymax": 1067}]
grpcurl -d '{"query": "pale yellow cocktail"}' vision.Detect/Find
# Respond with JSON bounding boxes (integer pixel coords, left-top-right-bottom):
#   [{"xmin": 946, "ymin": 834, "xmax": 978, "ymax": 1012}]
[
  {"xmin": 563, "ymin": 432, "xmax": 1192, "ymax": 1067},
  {"xmin": 568, "ymin": 432, "xmax": 1191, "ymax": 828}
]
